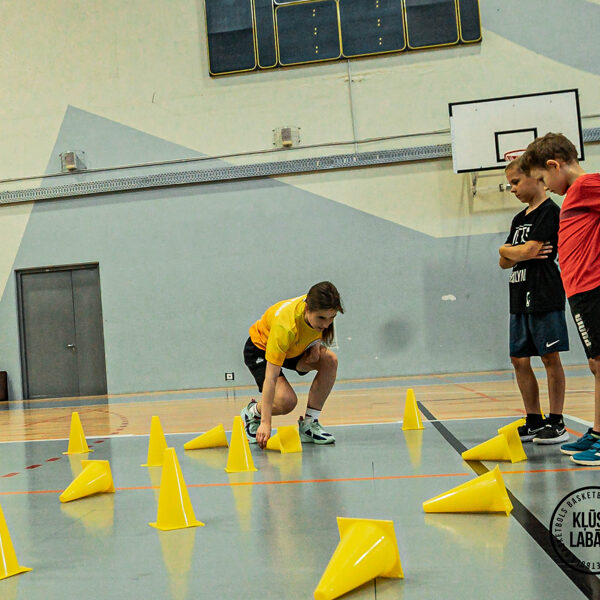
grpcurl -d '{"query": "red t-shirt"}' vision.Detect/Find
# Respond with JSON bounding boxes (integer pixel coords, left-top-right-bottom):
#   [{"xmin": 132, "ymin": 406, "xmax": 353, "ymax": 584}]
[{"xmin": 558, "ymin": 173, "xmax": 600, "ymax": 298}]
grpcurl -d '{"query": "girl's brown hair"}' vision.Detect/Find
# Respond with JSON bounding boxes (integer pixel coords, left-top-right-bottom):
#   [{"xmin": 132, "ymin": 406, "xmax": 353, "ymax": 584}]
[{"xmin": 306, "ymin": 281, "xmax": 344, "ymax": 345}]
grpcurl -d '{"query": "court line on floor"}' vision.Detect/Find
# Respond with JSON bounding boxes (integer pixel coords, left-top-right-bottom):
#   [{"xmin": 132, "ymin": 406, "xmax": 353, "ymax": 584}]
[
  {"xmin": 418, "ymin": 401, "xmax": 600, "ymax": 600},
  {"xmin": 2, "ymin": 463, "xmax": 600, "ymax": 496},
  {"xmin": 0, "ymin": 413, "xmax": 588, "ymax": 445}
]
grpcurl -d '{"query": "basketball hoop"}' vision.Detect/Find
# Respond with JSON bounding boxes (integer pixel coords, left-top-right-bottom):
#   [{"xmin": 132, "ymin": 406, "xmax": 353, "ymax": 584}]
[{"xmin": 503, "ymin": 149, "xmax": 526, "ymax": 162}]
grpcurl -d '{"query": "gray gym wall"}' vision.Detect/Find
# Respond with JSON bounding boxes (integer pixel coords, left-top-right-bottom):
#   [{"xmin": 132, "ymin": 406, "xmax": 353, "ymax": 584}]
[{"xmin": 0, "ymin": 0, "xmax": 598, "ymax": 399}]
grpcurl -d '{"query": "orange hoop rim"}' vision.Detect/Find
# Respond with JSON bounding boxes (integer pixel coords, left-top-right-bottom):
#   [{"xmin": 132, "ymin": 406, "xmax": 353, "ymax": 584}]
[{"xmin": 503, "ymin": 149, "xmax": 526, "ymax": 162}]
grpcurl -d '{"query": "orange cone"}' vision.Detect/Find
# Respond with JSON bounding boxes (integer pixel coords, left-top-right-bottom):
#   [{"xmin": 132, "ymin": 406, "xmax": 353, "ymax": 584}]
[
  {"xmin": 142, "ymin": 415, "xmax": 168, "ymax": 467},
  {"xmin": 63, "ymin": 412, "xmax": 93, "ymax": 455},
  {"xmin": 60, "ymin": 460, "xmax": 115, "ymax": 503},
  {"xmin": 184, "ymin": 424, "xmax": 228, "ymax": 450},
  {"xmin": 314, "ymin": 517, "xmax": 403, "ymax": 600},
  {"xmin": 0, "ymin": 504, "xmax": 32, "ymax": 580},
  {"xmin": 149, "ymin": 448, "xmax": 204, "ymax": 531}
]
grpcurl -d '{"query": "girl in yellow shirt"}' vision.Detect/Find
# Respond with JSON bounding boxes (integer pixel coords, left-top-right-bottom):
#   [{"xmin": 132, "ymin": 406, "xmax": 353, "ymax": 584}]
[{"xmin": 242, "ymin": 281, "xmax": 344, "ymax": 448}]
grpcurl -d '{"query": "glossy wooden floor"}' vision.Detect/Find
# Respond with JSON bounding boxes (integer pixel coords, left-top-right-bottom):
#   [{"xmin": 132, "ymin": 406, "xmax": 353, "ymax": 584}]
[
  {"xmin": 0, "ymin": 364, "xmax": 594, "ymax": 442},
  {"xmin": 1, "ymin": 365, "xmax": 599, "ymax": 600}
]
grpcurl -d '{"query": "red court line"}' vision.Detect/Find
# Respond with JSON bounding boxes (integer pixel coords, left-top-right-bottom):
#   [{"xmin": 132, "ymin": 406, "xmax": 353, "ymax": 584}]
[
  {"xmin": 432, "ymin": 375, "xmax": 500, "ymax": 403},
  {"xmin": 1, "ymin": 465, "xmax": 597, "ymax": 496}
]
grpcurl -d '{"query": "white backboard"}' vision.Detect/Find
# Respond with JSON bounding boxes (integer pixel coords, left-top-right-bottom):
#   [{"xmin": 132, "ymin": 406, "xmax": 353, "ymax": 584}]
[{"xmin": 449, "ymin": 89, "xmax": 584, "ymax": 173}]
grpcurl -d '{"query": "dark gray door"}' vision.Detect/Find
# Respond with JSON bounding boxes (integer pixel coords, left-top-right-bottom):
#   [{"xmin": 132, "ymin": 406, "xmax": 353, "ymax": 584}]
[{"xmin": 18, "ymin": 264, "xmax": 108, "ymax": 399}]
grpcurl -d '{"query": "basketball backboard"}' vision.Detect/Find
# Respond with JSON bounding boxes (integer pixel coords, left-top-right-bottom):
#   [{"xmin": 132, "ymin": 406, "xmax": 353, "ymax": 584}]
[{"xmin": 449, "ymin": 89, "xmax": 584, "ymax": 173}]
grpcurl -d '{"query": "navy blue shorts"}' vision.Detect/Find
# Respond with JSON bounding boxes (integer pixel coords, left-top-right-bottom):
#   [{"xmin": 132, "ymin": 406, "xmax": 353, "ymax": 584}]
[{"xmin": 509, "ymin": 311, "xmax": 569, "ymax": 358}]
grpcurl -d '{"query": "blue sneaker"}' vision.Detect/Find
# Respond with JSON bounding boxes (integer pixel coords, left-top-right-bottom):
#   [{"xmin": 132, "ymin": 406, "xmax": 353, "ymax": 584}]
[
  {"xmin": 241, "ymin": 400, "xmax": 260, "ymax": 444},
  {"xmin": 571, "ymin": 441, "xmax": 600, "ymax": 466},
  {"xmin": 298, "ymin": 416, "xmax": 335, "ymax": 445},
  {"xmin": 560, "ymin": 428, "xmax": 599, "ymax": 455}
]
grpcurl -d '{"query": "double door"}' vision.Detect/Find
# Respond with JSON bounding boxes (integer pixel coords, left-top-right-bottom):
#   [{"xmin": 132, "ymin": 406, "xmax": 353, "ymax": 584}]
[{"xmin": 17, "ymin": 264, "xmax": 108, "ymax": 399}]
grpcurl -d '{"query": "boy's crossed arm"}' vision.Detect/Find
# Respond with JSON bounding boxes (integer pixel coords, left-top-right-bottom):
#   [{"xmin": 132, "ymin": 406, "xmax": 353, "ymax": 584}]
[{"xmin": 498, "ymin": 241, "xmax": 553, "ymax": 270}]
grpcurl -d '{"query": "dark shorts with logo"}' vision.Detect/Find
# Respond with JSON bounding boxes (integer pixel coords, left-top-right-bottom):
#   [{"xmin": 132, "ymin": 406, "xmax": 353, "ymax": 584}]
[
  {"xmin": 568, "ymin": 285, "xmax": 600, "ymax": 359},
  {"xmin": 243, "ymin": 337, "xmax": 309, "ymax": 392},
  {"xmin": 509, "ymin": 310, "xmax": 569, "ymax": 358}
]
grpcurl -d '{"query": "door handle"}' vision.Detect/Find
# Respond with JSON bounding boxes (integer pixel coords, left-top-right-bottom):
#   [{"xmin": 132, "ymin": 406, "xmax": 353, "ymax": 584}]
[{"xmin": 66, "ymin": 343, "xmax": 76, "ymax": 349}]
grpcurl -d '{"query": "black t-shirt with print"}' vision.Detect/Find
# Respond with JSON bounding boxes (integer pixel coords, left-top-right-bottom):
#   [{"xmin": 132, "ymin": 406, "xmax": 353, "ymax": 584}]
[{"xmin": 505, "ymin": 198, "xmax": 565, "ymax": 314}]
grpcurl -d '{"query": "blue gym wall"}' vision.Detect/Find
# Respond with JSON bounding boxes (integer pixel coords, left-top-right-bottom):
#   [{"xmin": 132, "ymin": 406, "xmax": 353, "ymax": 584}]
[{"xmin": 0, "ymin": 1, "xmax": 598, "ymax": 399}]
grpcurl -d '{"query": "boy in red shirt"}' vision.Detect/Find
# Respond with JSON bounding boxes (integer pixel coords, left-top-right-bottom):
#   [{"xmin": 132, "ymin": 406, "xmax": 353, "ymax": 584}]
[{"xmin": 521, "ymin": 133, "xmax": 600, "ymax": 465}]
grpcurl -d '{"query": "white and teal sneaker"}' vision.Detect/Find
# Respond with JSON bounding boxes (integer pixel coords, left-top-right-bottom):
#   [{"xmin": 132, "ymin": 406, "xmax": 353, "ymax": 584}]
[
  {"xmin": 570, "ymin": 440, "xmax": 600, "ymax": 466},
  {"xmin": 241, "ymin": 400, "xmax": 260, "ymax": 444},
  {"xmin": 560, "ymin": 428, "xmax": 599, "ymax": 455},
  {"xmin": 298, "ymin": 416, "xmax": 335, "ymax": 445}
]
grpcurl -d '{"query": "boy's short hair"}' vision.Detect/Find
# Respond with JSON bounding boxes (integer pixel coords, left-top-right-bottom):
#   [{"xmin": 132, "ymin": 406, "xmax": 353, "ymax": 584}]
[
  {"xmin": 520, "ymin": 132, "xmax": 578, "ymax": 174},
  {"xmin": 504, "ymin": 156, "xmax": 523, "ymax": 173}
]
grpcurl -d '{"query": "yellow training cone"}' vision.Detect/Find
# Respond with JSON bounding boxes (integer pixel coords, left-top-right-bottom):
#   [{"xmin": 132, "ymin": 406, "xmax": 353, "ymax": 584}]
[
  {"xmin": 402, "ymin": 388, "xmax": 424, "ymax": 430},
  {"xmin": 497, "ymin": 418, "xmax": 526, "ymax": 437},
  {"xmin": 423, "ymin": 465, "xmax": 513, "ymax": 515},
  {"xmin": 184, "ymin": 424, "xmax": 229, "ymax": 450},
  {"xmin": 265, "ymin": 426, "xmax": 302, "ymax": 454},
  {"xmin": 142, "ymin": 415, "xmax": 168, "ymax": 467},
  {"xmin": 60, "ymin": 460, "xmax": 115, "ymax": 503},
  {"xmin": 314, "ymin": 517, "xmax": 403, "ymax": 600},
  {"xmin": 0, "ymin": 504, "xmax": 32, "ymax": 580},
  {"xmin": 461, "ymin": 434, "xmax": 516, "ymax": 462},
  {"xmin": 496, "ymin": 426, "xmax": 527, "ymax": 463},
  {"xmin": 225, "ymin": 416, "xmax": 257, "ymax": 473},
  {"xmin": 63, "ymin": 411, "xmax": 93, "ymax": 455},
  {"xmin": 149, "ymin": 448, "xmax": 205, "ymax": 531}
]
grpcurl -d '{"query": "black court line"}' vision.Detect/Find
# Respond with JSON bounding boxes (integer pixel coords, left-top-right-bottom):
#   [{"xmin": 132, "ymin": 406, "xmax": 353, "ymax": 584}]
[{"xmin": 418, "ymin": 402, "xmax": 600, "ymax": 600}]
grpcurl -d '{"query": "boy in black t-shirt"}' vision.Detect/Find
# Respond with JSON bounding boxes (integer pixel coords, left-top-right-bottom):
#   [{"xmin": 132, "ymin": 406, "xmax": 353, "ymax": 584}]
[{"xmin": 499, "ymin": 158, "xmax": 569, "ymax": 443}]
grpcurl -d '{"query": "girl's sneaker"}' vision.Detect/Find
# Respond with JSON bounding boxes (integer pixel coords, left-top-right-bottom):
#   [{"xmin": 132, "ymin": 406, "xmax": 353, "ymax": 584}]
[
  {"xmin": 298, "ymin": 417, "xmax": 335, "ymax": 445},
  {"xmin": 241, "ymin": 400, "xmax": 260, "ymax": 444}
]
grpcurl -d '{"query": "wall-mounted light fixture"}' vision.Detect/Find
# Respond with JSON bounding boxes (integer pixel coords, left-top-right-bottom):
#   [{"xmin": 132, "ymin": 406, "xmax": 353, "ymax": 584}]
[
  {"xmin": 273, "ymin": 127, "xmax": 301, "ymax": 149},
  {"xmin": 59, "ymin": 150, "xmax": 87, "ymax": 172}
]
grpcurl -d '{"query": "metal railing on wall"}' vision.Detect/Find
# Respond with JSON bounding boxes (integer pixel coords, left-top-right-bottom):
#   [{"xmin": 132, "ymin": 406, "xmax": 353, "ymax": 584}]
[{"xmin": 0, "ymin": 127, "xmax": 598, "ymax": 206}]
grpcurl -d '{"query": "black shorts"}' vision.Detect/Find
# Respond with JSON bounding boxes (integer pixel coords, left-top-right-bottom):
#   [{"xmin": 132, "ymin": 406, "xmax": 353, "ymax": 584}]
[
  {"xmin": 243, "ymin": 337, "xmax": 310, "ymax": 392},
  {"xmin": 509, "ymin": 310, "xmax": 569, "ymax": 358},
  {"xmin": 568, "ymin": 285, "xmax": 600, "ymax": 359}
]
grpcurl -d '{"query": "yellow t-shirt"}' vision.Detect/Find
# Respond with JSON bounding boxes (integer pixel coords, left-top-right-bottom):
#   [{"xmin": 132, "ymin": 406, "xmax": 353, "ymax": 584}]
[{"xmin": 249, "ymin": 295, "xmax": 322, "ymax": 366}]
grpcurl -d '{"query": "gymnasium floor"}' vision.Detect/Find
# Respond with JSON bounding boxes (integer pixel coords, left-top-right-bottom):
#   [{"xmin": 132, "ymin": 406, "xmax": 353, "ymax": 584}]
[{"xmin": 1, "ymin": 364, "xmax": 599, "ymax": 600}]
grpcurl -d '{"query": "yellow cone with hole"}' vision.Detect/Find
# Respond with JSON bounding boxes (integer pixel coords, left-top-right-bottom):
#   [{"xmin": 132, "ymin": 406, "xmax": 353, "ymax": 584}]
[
  {"xmin": 402, "ymin": 388, "xmax": 424, "ymax": 430},
  {"xmin": 60, "ymin": 460, "xmax": 115, "ymax": 503},
  {"xmin": 496, "ymin": 426, "xmax": 527, "ymax": 463},
  {"xmin": 314, "ymin": 517, "xmax": 403, "ymax": 600},
  {"xmin": 266, "ymin": 426, "xmax": 302, "ymax": 454},
  {"xmin": 497, "ymin": 418, "xmax": 526, "ymax": 437},
  {"xmin": 462, "ymin": 433, "xmax": 525, "ymax": 463},
  {"xmin": 142, "ymin": 415, "xmax": 168, "ymax": 467},
  {"xmin": 149, "ymin": 448, "xmax": 205, "ymax": 531},
  {"xmin": 225, "ymin": 416, "xmax": 257, "ymax": 473},
  {"xmin": 0, "ymin": 504, "xmax": 32, "ymax": 580},
  {"xmin": 63, "ymin": 411, "xmax": 93, "ymax": 455},
  {"xmin": 184, "ymin": 424, "xmax": 229, "ymax": 450},
  {"xmin": 423, "ymin": 465, "xmax": 513, "ymax": 515}
]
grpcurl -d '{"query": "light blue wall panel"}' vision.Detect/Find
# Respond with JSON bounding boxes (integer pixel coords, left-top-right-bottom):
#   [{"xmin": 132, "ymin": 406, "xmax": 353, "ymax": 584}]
[{"xmin": 0, "ymin": 108, "xmax": 587, "ymax": 399}]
